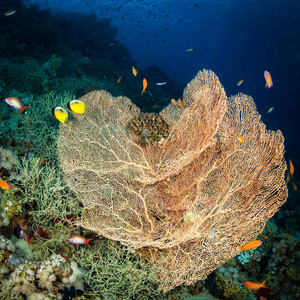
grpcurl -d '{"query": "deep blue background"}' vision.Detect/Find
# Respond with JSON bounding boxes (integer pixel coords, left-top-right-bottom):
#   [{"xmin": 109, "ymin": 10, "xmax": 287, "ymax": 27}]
[{"xmin": 22, "ymin": 0, "xmax": 300, "ymax": 164}]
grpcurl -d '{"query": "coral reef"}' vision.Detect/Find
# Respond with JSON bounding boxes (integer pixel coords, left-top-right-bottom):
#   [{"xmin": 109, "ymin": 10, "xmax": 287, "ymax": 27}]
[
  {"xmin": 0, "ymin": 148, "xmax": 19, "ymax": 171},
  {"xmin": 57, "ymin": 70, "xmax": 288, "ymax": 292},
  {"xmin": 127, "ymin": 112, "xmax": 169, "ymax": 146},
  {"xmin": 0, "ymin": 254, "xmax": 83, "ymax": 299}
]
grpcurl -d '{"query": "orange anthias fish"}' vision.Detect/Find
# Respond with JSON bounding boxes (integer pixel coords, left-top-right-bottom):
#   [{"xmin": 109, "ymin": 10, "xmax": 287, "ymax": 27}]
[
  {"xmin": 5, "ymin": 97, "xmax": 29, "ymax": 115},
  {"xmin": 132, "ymin": 66, "xmax": 138, "ymax": 76},
  {"xmin": 117, "ymin": 75, "xmax": 123, "ymax": 83},
  {"xmin": 292, "ymin": 182, "xmax": 297, "ymax": 191},
  {"xmin": 237, "ymin": 78, "xmax": 245, "ymax": 86},
  {"xmin": 237, "ymin": 136, "xmax": 245, "ymax": 143},
  {"xmin": 69, "ymin": 235, "xmax": 93, "ymax": 246},
  {"xmin": 244, "ymin": 279, "xmax": 269, "ymax": 291},
  {"xmin": 286, "ymin": 172, "xmax": 291, "ymax": 183},
  {"xmin": 178, "ymin": 98, "xmax": 183, "ymax": 108},
  {"xmin": 264, "ymin": 70, "xmax": 273, "ymax": 89},
  {"xmin": 141, "ymin": 78, "xmax": 147, "ymax": 95},
  {"xmin": 0, "ymin": 180, "xmax": 10, "ymax": 190},
  {"xmin": 237, "ymin": 240, "xmax": 263, "ymax": 253},
  {"xmin": 289, "ymin": 159, "xmax": 294, "ymax": 176}
]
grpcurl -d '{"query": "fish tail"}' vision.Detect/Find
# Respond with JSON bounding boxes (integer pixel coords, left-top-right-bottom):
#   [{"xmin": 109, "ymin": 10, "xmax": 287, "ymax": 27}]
[
  {"xmin": 261, "ymin": 279, "xmax": 270, "ymax": 288},
  {"xmin": 19, "ymin": 106, "xmax": 29, "ymax": 115},
  {"xmin": 236, "ymin": 244, "xmax": 243, "ymax": 253},
  {"xmin": 85, "ymin": 238, "xmax": 93, "ymax": 247}
]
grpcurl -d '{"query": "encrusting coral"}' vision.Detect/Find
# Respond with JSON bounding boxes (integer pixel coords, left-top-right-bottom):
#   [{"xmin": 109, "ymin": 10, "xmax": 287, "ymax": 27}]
[
  {"xmin": 0, "ymin": 254, "xmax": 83, "ymax": 299},
  {"xmin": 127, "ymin": 112, "xmax": 169, "ymax": 146},
  {"xmin": 0, "ymin": 148, "xmax": 19, "ymax": 171},
  {"xmin": 57, "ymin": 69, "xmax": 288, "ymax": 292}
]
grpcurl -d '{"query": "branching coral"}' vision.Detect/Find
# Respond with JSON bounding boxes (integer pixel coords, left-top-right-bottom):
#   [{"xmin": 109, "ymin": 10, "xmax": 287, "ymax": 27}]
[
  {"xmin": 9, "ymin": 157, "xmax": 82, "ymax": 259},
  {"xmin": 73, "ymin": 240, "xmax": 173, "ymax": 300},
  {"xmin": 11, "ymin": 91, "xmax": 75, "ymax": 160}
]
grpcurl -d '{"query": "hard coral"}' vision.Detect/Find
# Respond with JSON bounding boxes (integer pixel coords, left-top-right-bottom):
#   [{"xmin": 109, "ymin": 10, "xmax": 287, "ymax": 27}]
[
  {"xmin": 0, "ymin": 148, "xmax": 19, "ymax": 171},
  {"xmin": 127, "ymin": 112, "xmax": 169, "ymax": 146}
]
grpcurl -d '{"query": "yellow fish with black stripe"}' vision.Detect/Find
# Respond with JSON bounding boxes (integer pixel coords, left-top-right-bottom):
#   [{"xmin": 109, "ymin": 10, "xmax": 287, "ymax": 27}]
[
  {"xmin": 67, "ymin": 100, "xmax": 86, "ymax": 114},
  {"xmin": 52, "ymin": 106, "xmax": 68, "ymax": 123}
]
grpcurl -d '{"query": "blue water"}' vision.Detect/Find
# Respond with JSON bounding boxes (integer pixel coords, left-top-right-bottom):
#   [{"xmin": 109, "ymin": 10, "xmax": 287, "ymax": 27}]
[{"xmin": 3, "ymin": 0, "xmax": 296, "ymax": 166}]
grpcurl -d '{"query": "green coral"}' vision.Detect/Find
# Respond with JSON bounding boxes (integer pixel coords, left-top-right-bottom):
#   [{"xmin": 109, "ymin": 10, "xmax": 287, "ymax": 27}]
[
  {"xmin": 74, "ymin": 240, "xmax": 179, "ymax": 299},
  {"xmin": 0, "ymin": 57, "xmax": 48, "ymax": 94},
  {"xmin": 12, "ymin": 91, "xmax": 75, "ymax": 159},
  {"xmin": 11, "ymin": 157, "xmax": 82, "ymax": 260},
  {"xmin": 215, "ymin": 277, "xmax": 251, "ymax": 300},
  {"xmin": 49, "ymin": 54, "xmax": 62, "ymax": 71},
  {"xmin": 287, "ymin": 263, "xmax": 300, "ymax": 281}
]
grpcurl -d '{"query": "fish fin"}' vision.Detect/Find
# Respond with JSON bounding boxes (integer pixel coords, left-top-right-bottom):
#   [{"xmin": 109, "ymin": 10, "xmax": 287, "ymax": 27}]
[
  {"xmin": 19, "ymin": 106, "xmax": 29, "ymax": 115},
  {"xmin": 261, "ymin": 279, "xmax": 270, "ymax": 288},
  {"xmin": 85, "ymin": 238, "xmax": 93, "ymax": 247}
]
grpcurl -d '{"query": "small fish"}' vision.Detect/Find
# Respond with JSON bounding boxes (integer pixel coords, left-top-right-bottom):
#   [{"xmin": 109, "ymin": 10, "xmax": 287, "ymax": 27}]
[
  {"xmin": 171, "ymin": 98, "xmax": 176, "ymax": 104},
  {"xmin": 67, "ymin": 100, "xmax": 86, "ymax": 114},
  {"xmin": 141, "ymin": 78, "xmax": 147, "ymax": 95},
  {"xmin": 244, "ymin": 279, "xmax": 269, "ymax": 291},
  {"xmin": 0, "ymin": 180, "xmax": 10, "ymax": 190},
  {"xmin": 4, "ymin": 10, "xmax": 16, "ymax": 17},
  {"xmin": 264, "ymin": 70, "xmax": 273, "ymax": 89},
  {"xmin": 69, "ymin": 235, "xmax": 93, "ymax": 246},
  {"xmin": 261, "ymin": 234, "xmax": 269, "ymax": 239},
  {"xmin": 156, "ymin": 81, "xmax": 167, "ymax": 86},
  {"xmin": 51, "ymin": 107, "xmax": 68, "ymax": 123},
  {"xmin": 286, "ymin": 172, "xmax": 291, "ymax": 183},
  {"xmin": 5, "ymin": 97, "xmax": 29, "ymax": 115},
  {"xmin": 108, "ymin": 43, "xmax": 114, "ymax": 46},
  {"xmin": 267, "ymin": 107, "xmax": 274, "ymax": 113},
  {"xmin": 237, "ymin": 78, "xmax": 245, "ymax": 86},
  {"xmin": 292, "ymin": 182, "xmax": 297, "ymax": 191},
  {"xmin": 117, "ymin": 75, "xmax": 123, "ymax": 84},
  {"xmin": 289, "ymin": 159, "xmax": 294, "ymax": 176},
  {"xmin": 237, "ymin": 240, "xmax": 262, "ymax": 253},
  {"xmin": 132, "ymin": 66, "xmax": 138, "ymax": 76},
  {"xmin": 178, "ymin": 98, "xmax": 183, "ymax": 108},
  {"xmin": 152, "ymin": 104, "xmax": 160, "ymax": 108},
  {"xmin": 186, "ymin": 48, "xmax": 195, "ymax": 52},
  {"xmin": 237, "ymin": 136, "xmax": 245, "ymax": 143}
]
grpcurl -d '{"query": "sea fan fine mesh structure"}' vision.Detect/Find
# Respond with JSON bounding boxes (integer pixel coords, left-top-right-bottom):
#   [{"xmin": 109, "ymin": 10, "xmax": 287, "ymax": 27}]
[{"xmin": 57, "ymin": 70, "xmax": 288, "ymax": 292}]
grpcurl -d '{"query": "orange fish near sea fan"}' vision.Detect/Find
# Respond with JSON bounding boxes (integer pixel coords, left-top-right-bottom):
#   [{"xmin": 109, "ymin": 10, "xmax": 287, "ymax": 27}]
[
  {"xmin": 0, "ymin": 180, "xmax": 10, "ymax": 190},
  {"xmin": 237, "ymin": 240, "xmax": 262, "ymax": 253},
  {"xmin": 289, "ymin": 159, "xmax": 294, "ymax": 176},
  {"xmin": 244, "ymin": 279, "xmax": 269, "ymax": 291},
  {"xmin": 141, "ymin": 78, "xmax": 147, "ymax": 95},
  {"xmin": 264, "ymin": 71, "xmax": 273, "ymax": 89},
  {"xmin": 237, "ymin": 136, "xmax": 245, "ymax": 143}
]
